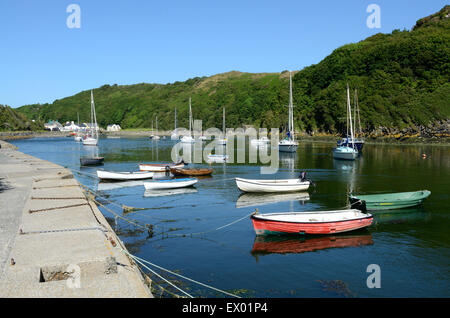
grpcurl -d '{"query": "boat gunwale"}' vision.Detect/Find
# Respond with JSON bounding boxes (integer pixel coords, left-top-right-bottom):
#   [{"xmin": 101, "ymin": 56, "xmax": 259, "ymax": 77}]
[
  {"xmin": 236, "ymin": 177, "xmax": 309, "ymax": 186},
  {"xmin": 251, "ymin": 210, "xmax": 372, "ymax": 225}
]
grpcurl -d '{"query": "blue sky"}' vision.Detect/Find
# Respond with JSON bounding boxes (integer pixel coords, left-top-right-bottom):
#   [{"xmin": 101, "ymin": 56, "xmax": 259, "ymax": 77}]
[{"xmin": 0, "ymin": 0, "xmax": 446, "ymax": 107}]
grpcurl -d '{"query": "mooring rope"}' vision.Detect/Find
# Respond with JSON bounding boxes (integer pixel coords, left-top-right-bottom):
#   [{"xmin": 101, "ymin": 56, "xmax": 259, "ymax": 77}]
[{"xmin": 124, "ymin": 251, "xmax": 241, "ymax": 298}]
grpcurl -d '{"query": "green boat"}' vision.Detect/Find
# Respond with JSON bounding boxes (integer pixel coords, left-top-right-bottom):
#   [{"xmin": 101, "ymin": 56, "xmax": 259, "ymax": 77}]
[{"xmin": 349, "ymin": 190, "xmax": 431, "ymax": 211}]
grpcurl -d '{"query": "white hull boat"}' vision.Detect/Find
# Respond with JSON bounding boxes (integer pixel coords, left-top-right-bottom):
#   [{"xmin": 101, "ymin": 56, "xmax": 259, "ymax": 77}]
[
  {"xmin": 279, "ymin": 72, "xmax": 298, "ymax": 153},
  {"xmin": 97, "ymin": 170, "xmax": 154, "ymax": 181},
  {"xmin": 236, "ymin": 177, "xmax": 310, "ymax": 193},
  {"xmin": 180, "ymin": 135, "xmax": 196, "ymax": 143},
  {"xmin": 207, "ymin": 154, "xmax": 229, "ymax": 163},
  {"xmin": 144, "ymin": 177, "xmax": 198, "ymax": 190},
  {"xmin": 333, "ymin": 146, "xmax": 358, "ymax": 160},
  {"xmin": 139, "ymin": 162, "xmax": 185, "ymax": 172},
  {"xmin": 251, "ymin": 137, "xmax": 270, "ymax": 145},
  {"xmin": 83, "ymin": 137, "xmax": 98, "ymax": 146},
  {"xmin": 278, "ymin": 140, "xmax": 298, "ymax": 153}
]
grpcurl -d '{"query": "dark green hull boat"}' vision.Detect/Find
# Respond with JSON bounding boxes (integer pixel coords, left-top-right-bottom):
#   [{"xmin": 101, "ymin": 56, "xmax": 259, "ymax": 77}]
[{"xmin": 349, "ymin": 190, "xmax": 431, "ymax": 211}]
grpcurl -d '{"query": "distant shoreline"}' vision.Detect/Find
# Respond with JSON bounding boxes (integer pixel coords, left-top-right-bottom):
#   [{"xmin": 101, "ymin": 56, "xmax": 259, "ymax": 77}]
[{"xmin": 1, "ymin": 130, "xmax": 449, "ymax": 146}]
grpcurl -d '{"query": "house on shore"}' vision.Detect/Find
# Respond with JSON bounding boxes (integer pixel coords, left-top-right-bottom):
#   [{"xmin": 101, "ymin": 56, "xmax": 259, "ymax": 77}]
[
  {"xmin": 107, "ymin": 124, "xmax": 121, "ymax": 132},
  {"xmin": 44, "ymin": 120, "xmax": 63, "ymax": 131}
]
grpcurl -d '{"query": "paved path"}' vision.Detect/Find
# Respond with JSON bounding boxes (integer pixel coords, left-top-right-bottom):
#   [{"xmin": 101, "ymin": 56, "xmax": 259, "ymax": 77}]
[{"xmin": 0, "ymin": 142, "xmax": 152, "ymax": 297}]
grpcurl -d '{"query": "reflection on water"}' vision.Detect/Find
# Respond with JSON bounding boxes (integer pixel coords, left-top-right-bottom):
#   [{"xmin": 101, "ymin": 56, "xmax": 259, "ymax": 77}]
[
  {"xmin": 236, "ymin": 192, "xmax": 310, "ymax": 208},
  {"xmin": 251, "ymin": 232, "xmax": 373, "ymax": 258},
  {"xmin": 143, "ymin": 188, "xmax": 198, "ymax": 198},
  {"xmin": 9, "ymin": 137, "xmax": 450, "ymax": 298}
]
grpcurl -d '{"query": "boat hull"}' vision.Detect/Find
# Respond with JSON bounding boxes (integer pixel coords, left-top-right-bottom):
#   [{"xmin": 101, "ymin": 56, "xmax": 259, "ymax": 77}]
[
  {"xmin": 170, "ymin": 168, "xmax": 213, "ymax": 176},
  {"xmin": 97, "ymin": 170, "xmax": 154, "ymax": 181},
  {"xmin": 333, "ymin": 147, "xmax": 358, "ymax": 160},
  {"xmin": 139, "ymin": 163, "xmax": 185, "ymax": 172},
  {"xmin": 144, "ymin": 178, "xmax": 198, "ymax": 190},
  {"xmin": 251, "ymin": 210, "xmax": 373, "ymax": 235},
  {"xmin": 349, "ymin": 190, "xmax": 431, "ymax": 211},
  {"xmin": 80, "ymin": 157, "xmax": 104, "ymax": 166},
  {"xmin": 82, "ymin": 138, "xmax": 98, "ymax": 146},
  {"xmin": 278, "ymin": 143, "xmax": 298, "ymax": 153},
  {"xmin": 236, "ymin": 178, "xmax": 310, "ymax": 193}
]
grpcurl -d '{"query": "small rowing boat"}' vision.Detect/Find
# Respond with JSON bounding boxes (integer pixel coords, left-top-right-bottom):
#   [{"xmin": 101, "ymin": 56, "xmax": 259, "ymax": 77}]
[
  {"xmin": 207, "ymin": 154, "xmax": 228, "ymax": 163},
  {"xmin": 139, "ymin": 160, "xmax": 186, "ymax": 172},
  {"xmin": 349, "ymin": 190, "xmax": 431, "ymax": 211},
  {"xmin": 170, "ymin": 167, "xmax": 213, "ymax": 177},
  {"xmin": 97, "ymin": 170, "xmax": 154, "ymax": 181},
  {"xmin": 251, "ymin": 209, "xmax": 373, "ymax": 235},
  {"xmin": 236, "ymin": 173, "xmax": 311, "ymax": 193},
  {"xmin": 143, "ymin": 177, "xmax": 198, "ymax": 190},
  {"xmin": 80, "ymin": 157, "xmax": 104, "ymax": 166}
]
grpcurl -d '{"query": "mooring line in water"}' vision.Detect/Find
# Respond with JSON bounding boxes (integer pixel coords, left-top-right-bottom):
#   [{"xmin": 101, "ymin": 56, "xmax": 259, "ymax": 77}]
[
  {"xmin": 125, "ymin": 251, "xmax": 241, "ymax": 298},
  {"xmin": 129, "ymin": 255, "xmax": 193, "ymax": 298}
]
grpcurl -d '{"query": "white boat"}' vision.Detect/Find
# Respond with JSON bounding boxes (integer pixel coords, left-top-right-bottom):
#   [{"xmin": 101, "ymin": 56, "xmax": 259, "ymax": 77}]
[
  {"xmin": 251, "ymin": 136, "xmax": 270, "ymax": 145},
  {"xmin": 333, "ymin": 85, "xmax": 358, "ymax": 160},
  {"xmin": 207, "ymin": 154, "xmax": 229, "ymax": 163},
  {"xmin": 97, "ymin": 170, "xmax": 154, "ymax": 181},
  {"xmin": 74, "ymin": 134, "xmax": 83, "ymax": 142},
  {"xmin": 333, "ymin": 146, "xmax": 358, "ymax": 160},
  {"xmin": 144, "ymin": 177, "xmax": 198, "ymax": 190},
  {"xmin": 279, "ymin": 72, "xmax": 298, "ymax": 153},
  {"xmin": 139, "ymin": 161, "xmax": 186, "ymax": 172},
  {"xmin": 74, "ymin": 114, "xmax": 83, "ymax": 142},
  {"xmin": 181, "ymin": 97, "xmax": 196, "ymax": 143},
  {"xmin": 83, "ymin": 90, "xmax": 99, "ymax": 146},
  {"xmin": 236, "ymin": 177, "xmax": 310, "ymax": 193}
]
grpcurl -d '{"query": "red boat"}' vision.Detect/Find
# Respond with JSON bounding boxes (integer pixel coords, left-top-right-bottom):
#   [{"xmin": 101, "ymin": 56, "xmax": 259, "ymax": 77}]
[{"xmin": 251, "ymin": 209, "xmax": 373, "ymax": 235}]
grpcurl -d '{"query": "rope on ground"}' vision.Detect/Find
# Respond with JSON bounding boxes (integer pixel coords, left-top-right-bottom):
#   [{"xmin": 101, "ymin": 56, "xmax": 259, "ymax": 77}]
[{"xmin": 125, "ymin": 251, "xmax": 241, "ymax": 298}]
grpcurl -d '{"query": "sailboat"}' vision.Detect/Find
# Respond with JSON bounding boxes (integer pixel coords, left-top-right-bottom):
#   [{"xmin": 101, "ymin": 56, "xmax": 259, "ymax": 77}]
[
  {"xmin": 333, "ymin": 85, "xmax": 358, "ymax": 160},
  {"xmin": 337, "ymin": 89, "xmax": 365, "ymax": 151},
  {"xmin": 216, "ymin": 107, "xmax": 227, "ymax": 145},
  {"xmin": 153, "ymin": 116, "xmax": 160, "ymax": 140},
  {"xmin": 82, "ymin": 90, "xmax": 99, "ymax": 146},
  {"xmin": 171, "ymin": 108, "xmax": 178, "ymax": 140},
  {"xmin": 181, "ymin": 97, "xmax": 196, "ymax": 143},
  {"xmin": 278, "ymin": 72, "xmax": 298, "ymax": 153},
  {"xmin": 74, "ymin": 112, "xmax": 83, "ymax": 142}
]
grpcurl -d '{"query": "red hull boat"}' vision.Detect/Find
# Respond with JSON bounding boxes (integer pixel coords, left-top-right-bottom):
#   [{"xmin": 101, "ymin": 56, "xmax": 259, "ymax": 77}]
[{"xmin": 251, "ymin": 209, "xmax": 373, "ymax": 235}]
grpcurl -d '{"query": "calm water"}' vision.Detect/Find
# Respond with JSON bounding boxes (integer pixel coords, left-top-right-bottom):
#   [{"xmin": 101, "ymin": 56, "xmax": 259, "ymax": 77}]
[{"xmin": 10, "ymin": 137, "xmax": 450, "ymax": 298}]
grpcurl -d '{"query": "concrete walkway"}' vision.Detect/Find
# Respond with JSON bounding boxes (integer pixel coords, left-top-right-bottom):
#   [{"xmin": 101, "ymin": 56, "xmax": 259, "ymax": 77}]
[{"xmin": 0, "ymin": 141, "xmax": 152, "ymax": 297}]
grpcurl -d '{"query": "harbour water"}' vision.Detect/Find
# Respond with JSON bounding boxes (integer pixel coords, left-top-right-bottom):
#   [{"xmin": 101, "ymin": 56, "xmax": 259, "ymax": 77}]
[{"xmin": 10, "ymin": 137, "xmax": 450, "ymax": 297}]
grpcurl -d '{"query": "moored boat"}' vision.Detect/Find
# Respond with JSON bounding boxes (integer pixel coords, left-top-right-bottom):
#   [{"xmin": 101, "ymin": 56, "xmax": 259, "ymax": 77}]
[
  {"xmin": 349, "ymin": 190, "xmax": 431, "ymax": 211},
  {"xmin": 144, "ymin": 177, "xmax": 198, "ymax": 190},
  {"xmin": 97, "ymin": 170, "xmax": 154, "ymax": 181},
  {"xmin": 251, "ymin": 209, "xmax": 373, "ymax": 235},
  {"xmin": 80, "ymin": 157, "xmax": 104, "ymax": 166},
  {"xmin": 139, "ymin": 160, "xmax": 186, "ymax": 172},
  {"xmin": 236, "ymin": 175, "xmax": 311, "ymax": 193},
  {"xmin": 332, "ymin": 146, "xmax": 358, "ymax": 160},
  {"xmin": 170, "ymin": 167, "xmax": 213, "ymax": 177},
  {"xmin": 207, "ymin": 154, "xmax": 228, "ymax": 163}
]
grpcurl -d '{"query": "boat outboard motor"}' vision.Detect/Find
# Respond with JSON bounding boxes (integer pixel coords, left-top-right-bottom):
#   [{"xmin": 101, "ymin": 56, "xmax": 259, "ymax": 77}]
[{"xmin": 299, "ymin": 171, "xmax": 315, "ymax": 186}]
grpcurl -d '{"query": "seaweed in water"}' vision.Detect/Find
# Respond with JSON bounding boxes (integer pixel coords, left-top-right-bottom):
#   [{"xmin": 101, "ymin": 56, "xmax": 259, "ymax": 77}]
[{"xmin": 316, "ymin": 280, "xmax": 356, "ymax": 297}]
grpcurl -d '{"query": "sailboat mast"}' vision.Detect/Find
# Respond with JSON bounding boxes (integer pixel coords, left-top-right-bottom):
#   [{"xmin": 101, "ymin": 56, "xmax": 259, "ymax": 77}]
[
  {"xmin": 223, "ymin": 107, "xmax": 225, "ymax": 137},
  {"xmin": 354, "ymin": 89, "xmax": 357, "ymax": 138},
  {"xmin": 189, "ymin": 97, "xmax": 192, "ymax": 134},
  {"xmin": 356, "ymin": 89, "xmax": 362, "ymax": 136},
  {"xmin": 289, "ymin": 72, "xmax": 295, "ymax": 141},
  {"xmin": 90, "ymin": 90, "xmax": 98, "ymax": 139},
  {"xmin": 174, "ymin": 107, "xmax": 177, "ymax": 130},
  {"xmin": 347, "ymin": 85, "xmax": 355, "ymax": 149}
]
